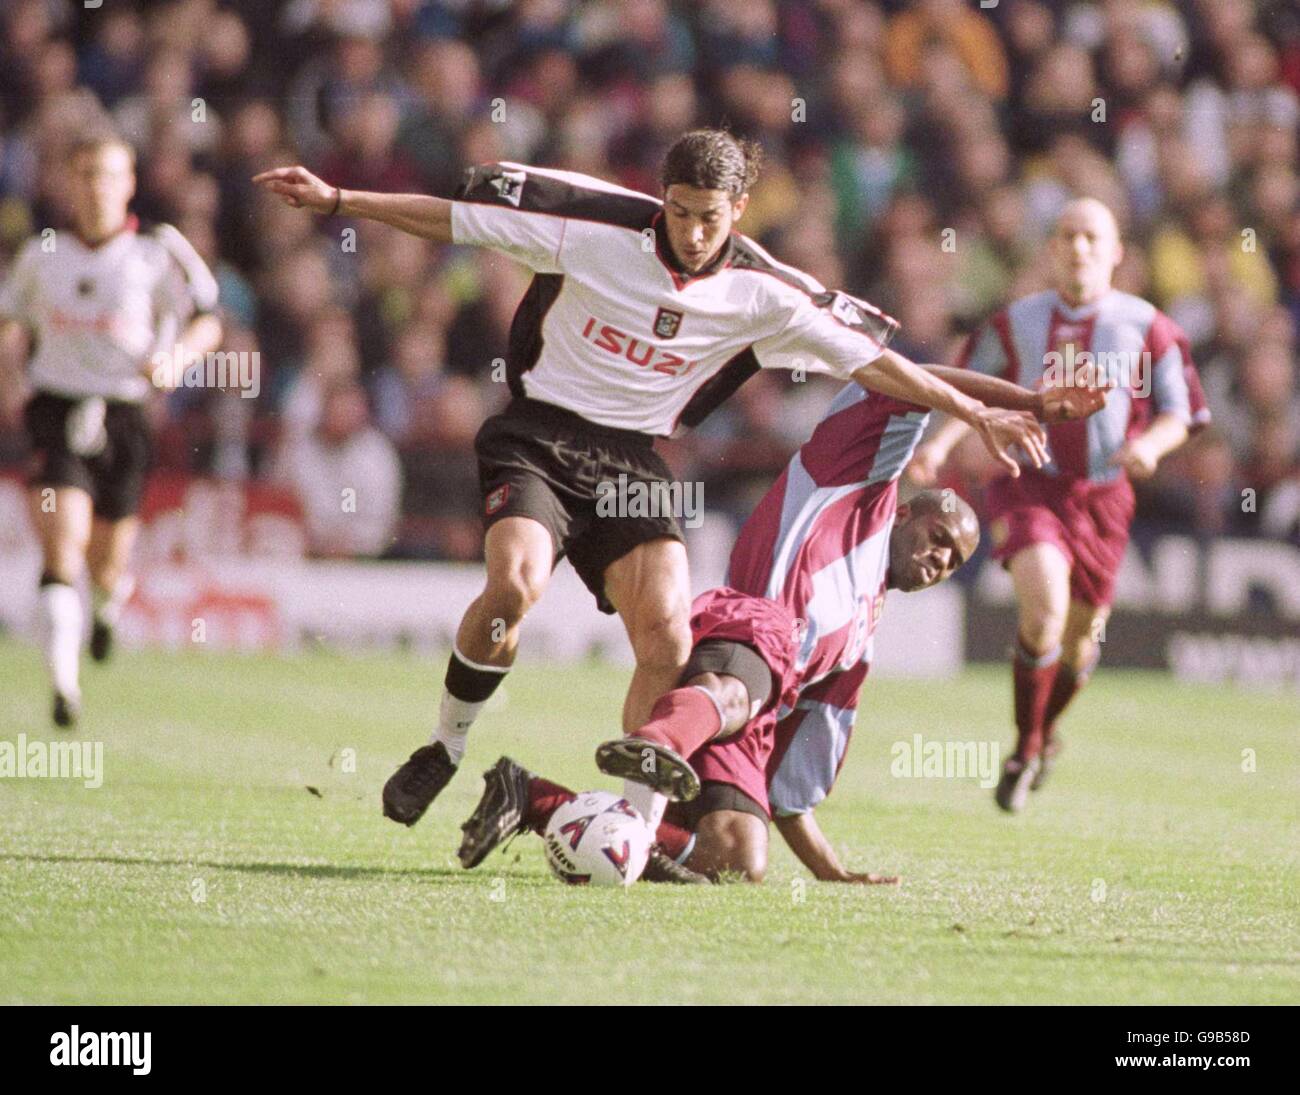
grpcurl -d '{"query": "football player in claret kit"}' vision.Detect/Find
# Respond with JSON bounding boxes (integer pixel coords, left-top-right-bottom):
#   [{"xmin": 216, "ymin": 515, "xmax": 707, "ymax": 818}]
[
  {"xmin": 454, "ymin": 367, "xmax": 1104, "ymax": 884},
  {"xmin": 0, "ymin": 134, "xmax": 222, "ymax": 727},
  {"xmin": 907, "ymin": 199, "xmax": 1210, "ymax": 812},
  {"xmin": 254, "ymin": 129, "xmax": 1047, "ymax": 835}
]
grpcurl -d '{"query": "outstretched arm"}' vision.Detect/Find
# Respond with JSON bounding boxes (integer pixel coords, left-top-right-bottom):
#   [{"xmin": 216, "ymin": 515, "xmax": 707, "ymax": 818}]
[
  {"xmin": 774, "ymin": 810, "xmax": 899, "ymax": 885},
  {"xmin": 924, "ymin": 363, "xmax": 1107, "ymax": 422},
  {"xmin": 906, "ymin": 364, "xmax": 1108, "ymax": 485},
  {"xmin": 252, "ymin": 166, "xmax": 454, "ymax": 242},
  {"xmin": 854, "ymin": 347, "xmax": 1049, "ymax": 477}
]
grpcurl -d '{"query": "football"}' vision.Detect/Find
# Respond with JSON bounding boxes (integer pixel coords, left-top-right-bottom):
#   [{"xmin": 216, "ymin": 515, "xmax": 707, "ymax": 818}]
[{"xmin": 542, "ymin": 792, "xmax": 652, "ymax": 887}]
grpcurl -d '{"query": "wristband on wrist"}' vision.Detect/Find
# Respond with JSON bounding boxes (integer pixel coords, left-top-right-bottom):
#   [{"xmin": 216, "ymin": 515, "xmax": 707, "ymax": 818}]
[{"xmin": 327, "ymin": 187, "xmax": 342, "ymax": 216}]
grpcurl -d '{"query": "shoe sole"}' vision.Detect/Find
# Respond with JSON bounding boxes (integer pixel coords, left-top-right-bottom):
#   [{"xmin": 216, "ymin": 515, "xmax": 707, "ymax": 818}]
[
  {"xmin": 595, "ymin": 739, "xmax": 700, "ymax": 803},
  {"xmin": 457, "ymin": 762, "xmax": 526, "ymax": 869},
  {"xmin": 381, "ymin": 788, "xmax": 426, "ymax": 827},
  {"xmin": 382, "ymin": 805, "xmax": 420, "ymax": 826}
]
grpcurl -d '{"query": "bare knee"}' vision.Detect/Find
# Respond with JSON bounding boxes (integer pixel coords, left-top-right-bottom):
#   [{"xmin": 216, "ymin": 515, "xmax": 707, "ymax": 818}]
[
  {"xmin": 32, "ymin": 489, "xmax": 92, "ymax": 584},
  {"xmin": 689, "ymin": 811, "xmax": 768, "ymax": 883},
  {"xmin": 682, "ymin": 671, "xmax": 751, "ymax": 737},
  {"xmin": 1012, "ymin": 571, "xmax": 1068, "ymax": 654},
  {"xmin": 1018, "ymin": 604, "xmax": 1066, "ymax": 655},
  {"xmin": 1009, "ymin": 546, "xmax": 1071, "ymax": 655},
  {"xmin": 482, "ymin": 560, "xmax": 548, "ymax": 625}
]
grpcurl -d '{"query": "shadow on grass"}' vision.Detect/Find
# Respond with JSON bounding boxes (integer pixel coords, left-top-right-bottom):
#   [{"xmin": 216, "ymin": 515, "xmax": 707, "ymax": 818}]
[{"xmin": 0, "ymin": 852, "xmax": 463, "ymax": 883}]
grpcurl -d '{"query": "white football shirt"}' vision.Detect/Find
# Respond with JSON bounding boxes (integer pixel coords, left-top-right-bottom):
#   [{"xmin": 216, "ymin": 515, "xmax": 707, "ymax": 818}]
[
  {"xmin": 0, "ymin": 218, "xmax": 219, "ymax": 403},
  {"xmin": 450, "ymin": 162, "xmax": 898, "ymax": 436}
]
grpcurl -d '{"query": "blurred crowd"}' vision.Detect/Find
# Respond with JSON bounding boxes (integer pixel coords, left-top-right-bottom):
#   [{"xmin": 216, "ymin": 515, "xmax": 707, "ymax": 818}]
[{"xmin": 1, "ymin": 0, "xmax": 1298, "ymax": 558}]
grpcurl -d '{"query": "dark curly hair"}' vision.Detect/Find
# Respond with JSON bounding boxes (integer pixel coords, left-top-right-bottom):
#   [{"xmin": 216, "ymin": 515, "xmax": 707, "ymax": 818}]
[{"xmin": 661, "ymin": 128, "xmax": 762, "ymax": 197}]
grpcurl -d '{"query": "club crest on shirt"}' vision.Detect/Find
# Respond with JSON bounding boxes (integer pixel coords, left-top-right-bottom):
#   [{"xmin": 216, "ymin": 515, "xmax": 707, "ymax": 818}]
[
  {"xmin": 653, "ymin": 306, "xmax": 683, "ymax": 340},
  {"xmin": 488, "ymin": 168, "xmax": 526, "ymax": 207},
  {"xmin": 1052, "ymin": 323, "xmax": 1088, "ymax": 349},
  {"xmin": 1047, "ymin": 313, "xmax": 1095, "ymax": 366},
  {"xmin": 485, "ymin": 484, "xmax": 510, "ymax": 515},
  {"xmin": 990, "ymin": 516, "xmax": 1009, "ymax": 549}
]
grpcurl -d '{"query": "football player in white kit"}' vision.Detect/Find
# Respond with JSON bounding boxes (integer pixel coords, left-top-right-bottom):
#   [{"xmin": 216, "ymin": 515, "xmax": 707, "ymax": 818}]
[
  {"xmin": 256, "ymin": 129, "xmax": 1047, "ymax": 841},
  {"xmin": 0, "ymin": 133, "xmax": 222, "ymax": 726}
]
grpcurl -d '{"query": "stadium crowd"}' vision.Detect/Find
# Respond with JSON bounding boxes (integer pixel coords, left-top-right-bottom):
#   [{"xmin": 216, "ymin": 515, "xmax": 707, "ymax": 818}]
[{"xmin": 1, "ymin": 0, "xmax": 1298, "ymax": 559}]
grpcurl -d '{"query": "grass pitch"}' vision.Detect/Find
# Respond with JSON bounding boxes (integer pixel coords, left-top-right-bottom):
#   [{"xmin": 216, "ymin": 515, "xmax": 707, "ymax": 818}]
[{"xmin": 0, "ymin": 639, "xmax": 1296, "ymax": 1005}]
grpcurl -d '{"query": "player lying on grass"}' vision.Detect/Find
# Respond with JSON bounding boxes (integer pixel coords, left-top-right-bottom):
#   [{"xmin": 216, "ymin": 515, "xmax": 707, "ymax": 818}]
[
  {"xmin": 906, "ymin": 198, "xmax": 1209, "ymax": 812},
  {"xmin": 456, "ymin": 367, "xmax": 1106, "ymax": 883},
  {"xmin": 253, "ymin": 130, "xmax": 1045, "ymax": 834}
]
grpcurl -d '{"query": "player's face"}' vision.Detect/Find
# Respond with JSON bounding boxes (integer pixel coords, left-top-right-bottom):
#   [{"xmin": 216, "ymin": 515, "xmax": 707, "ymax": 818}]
[
  {"xmin": 69, "ymin": 144, "xmax": 136, "ymax": 242},
  {"xmin": 662, "ymin": 185, "xmax": 746, "ymax": 273},
  {"xmin": 888, "ymin": 505, "xmax": 980, "ymax": 593},
  {"xmin": 1049, "ymin": 203, "xmax": 1122, "ymax": 306}
]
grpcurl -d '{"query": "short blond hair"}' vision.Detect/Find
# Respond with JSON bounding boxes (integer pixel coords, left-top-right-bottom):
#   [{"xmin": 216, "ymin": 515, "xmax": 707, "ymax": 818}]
[{"xmin": 66, "ymin": 132, "xmax": 136, "ymax": 168}]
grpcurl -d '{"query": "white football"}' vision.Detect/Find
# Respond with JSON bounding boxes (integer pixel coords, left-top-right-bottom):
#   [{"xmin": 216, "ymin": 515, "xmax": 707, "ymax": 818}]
[{"xmin": 542, "ymin": 791, "xmax": 652, "ymax": 887}]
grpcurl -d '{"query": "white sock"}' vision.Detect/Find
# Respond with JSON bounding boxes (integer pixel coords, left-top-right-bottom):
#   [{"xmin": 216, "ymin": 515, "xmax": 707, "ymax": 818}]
[
  {"xmin": 92, "ymin": 573, "xmax": 135, "ymax": 626},
  {"xmin": 622, "ymin": 782, "xmax": 667, "ymax": 832},
  {"xmin": 431, "ymin": 646, "xmax": 509, "ymax": 766},
  {"xmin": 39, "ymin": 582, "xmax": 82, "ymax": 700},
  {"xmin": 433, "ymin": 691, "xmax": 484, "ymax": 766}
]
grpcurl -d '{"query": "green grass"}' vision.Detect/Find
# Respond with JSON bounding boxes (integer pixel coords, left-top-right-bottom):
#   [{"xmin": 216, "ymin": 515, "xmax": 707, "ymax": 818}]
[{"xmin": 0, "ymin": 639, "xmax": 1296, "ymax": 1004}]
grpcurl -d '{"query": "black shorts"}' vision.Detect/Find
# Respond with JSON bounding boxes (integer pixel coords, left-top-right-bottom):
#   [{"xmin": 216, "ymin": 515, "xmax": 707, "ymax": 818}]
[
  {"xmin": 665, "ymin": 781, "xmax": 769, "ymax": 833},
  {"xmin": 474, "ymin": 398, "xmax": 684, "ymax": 614},
  {"xmin": 24, "ymin": 391, "xmax": 151, "ymax": 520},
  {"xmin": 682, "ymin": 638, "xmax": 773, "ymax": 712}
]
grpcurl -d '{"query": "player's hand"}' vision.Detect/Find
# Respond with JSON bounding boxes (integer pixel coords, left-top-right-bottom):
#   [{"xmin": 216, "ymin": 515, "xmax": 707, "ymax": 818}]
[
  {"xmin": 835, "ymin": 871, "xmax": 900, "ymax": 885},
  {"xmin": 969, "ymin": 407, "xmax": 1047, "ymax": 477},
  {"xmin": 1110, "ymin": 436, "xmax": 1159, "ymax": 480},
  {"xmin": 251, "ymin": 166, "xmax": 339, "ymax": 213},
  {"xmin": 1038, "ymin": 369, "xmax": 1111, "ymax": 422},
  {"xmin": 905, "ymin": 441, "xmax": 946, "ymax": 486}
]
